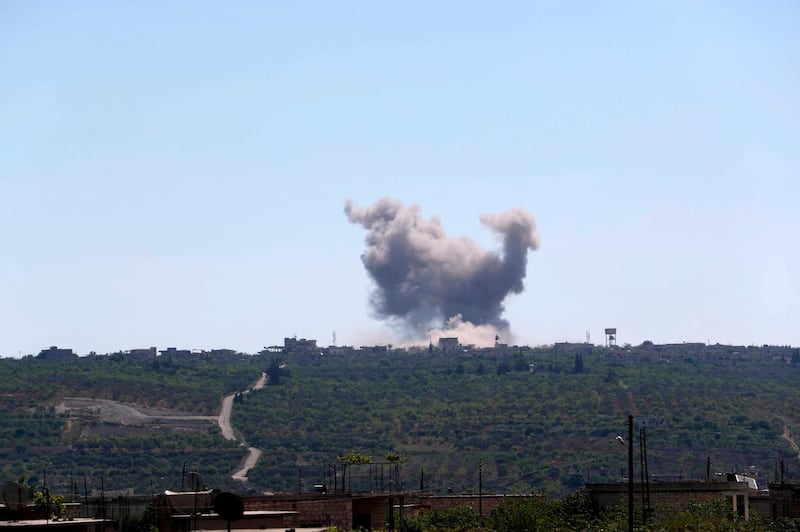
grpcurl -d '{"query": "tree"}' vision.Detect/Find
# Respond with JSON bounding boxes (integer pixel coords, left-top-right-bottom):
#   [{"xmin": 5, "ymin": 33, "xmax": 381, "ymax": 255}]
[
  {"xmin": 33, "ymin": 487, "xmax": 65, "ymax": 519},
  {"xmin": 337, "ymin": 451, "xmax": 372, "ymax": 492},
  {"xmin": 385, "ymin": 452, "xmax": 403, "ymax": 464},
  {"xmin": 489, "ymin": 496, "xmax": 561, "ymax": 531},
  {"xmin": 338, "ymin": 450, "xmax": 372, "ymax": 464},
  {"xmin": 497, "ymin": 361, "xmax": 510, "ymax": 375},
  {"xmin": 406, "ymin": 506, "xmax": 481, "ymax": 532},
  {"xmin": 266, "ymin": 357, "xmax": 282, "ymax": 386},
  {"xmin": 574, "ymin": 353, "xmax": 584, "ymax": 373}
]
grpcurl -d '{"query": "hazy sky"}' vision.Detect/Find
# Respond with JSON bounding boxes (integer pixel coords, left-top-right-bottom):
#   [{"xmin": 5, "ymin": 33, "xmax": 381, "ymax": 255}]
[{"xmin": 1, "ymin": 1, "xmax": 798, "ymax": 356}]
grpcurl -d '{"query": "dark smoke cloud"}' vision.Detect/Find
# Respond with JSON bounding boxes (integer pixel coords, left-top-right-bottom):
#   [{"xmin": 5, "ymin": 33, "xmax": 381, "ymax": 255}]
[{"xmin": 345, "ymin": 198, "xmax": 539, "ymax": 344}]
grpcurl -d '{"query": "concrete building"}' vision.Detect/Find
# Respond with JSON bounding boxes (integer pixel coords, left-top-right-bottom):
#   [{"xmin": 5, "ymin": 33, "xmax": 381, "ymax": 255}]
[
  {"xmin": 283, "ymin": 337, "xmax": 318, "ymax": 351},
  {"xmin": 36, "ymin": 346, "xmax": 76, "ymax": 361},
  {"xmin": 359, "ymin": 345, "xmax": 388, "ymax": 354},
  {"xmin": 158, "ymin": 348, "xmax": 193, "ymax": 359},
  {"xmin": 438, "ymin": 337, "xmax": 459, "ymax": 353},
  {"xmin": 768, "ymin": 482, "xmax": 800, "ymax": 519},
  {"xmin": 127, "ymin": 347, "xmax": 157, "ymax": 360},
  {"xmin": 0, "ymin": 483, "xmax": 114, "ymax": 532},
  {"xmin": 587, "ymin": 480, "xmax": 753, "ymax": 521},
  {"xmin": 154, "ymin": 490, "xmax": 316, "ymax": 532},
  {"xmin": 0, "ymin": 517, "xmax": 114, "ymax": 532},
  {"xmin": 236, "ymin": 491, "xmax": 538, "ymax": 530}
]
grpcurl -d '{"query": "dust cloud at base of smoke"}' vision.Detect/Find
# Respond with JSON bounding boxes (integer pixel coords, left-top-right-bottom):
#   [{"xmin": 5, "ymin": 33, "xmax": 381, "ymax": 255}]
[{"xmin": 426, "ymin": 314, "xmax": 510, "ymax": 348}]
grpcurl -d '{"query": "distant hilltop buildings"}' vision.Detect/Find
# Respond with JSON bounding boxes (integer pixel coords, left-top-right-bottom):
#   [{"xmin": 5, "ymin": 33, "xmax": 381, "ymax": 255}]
[
  {"xmin": 35, "ymin": 345, "xmax": 77, "ymax": 361},
  {"xmin": 31, "ymin": 345, "xmax": 243, "ymax": 362},
  {"xmin": 23, "ymin": 336, "xmax": 799, "ymax": 363}
]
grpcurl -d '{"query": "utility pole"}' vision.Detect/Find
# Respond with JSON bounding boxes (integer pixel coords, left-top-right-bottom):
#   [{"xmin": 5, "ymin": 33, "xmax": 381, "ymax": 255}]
[
  {"xmin": 479, "ymin": 458, "xmax": 483, "ymax": 518},
  {"xmin": 628, "ymin": 414, "xmax": 633, "ymax": 532}
]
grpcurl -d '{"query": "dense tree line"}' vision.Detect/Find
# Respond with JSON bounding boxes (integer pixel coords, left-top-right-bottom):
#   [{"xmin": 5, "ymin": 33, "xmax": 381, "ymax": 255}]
[
  {"xmin": 0, "ymin": 343, "xmax": 799, "ymax": 498},
  {"xmin": 400, "ymin": 491, "xmax": 800, "ymax": 531},
  {"xmin": 233, "ymin": 345, "xmax": 800, "ymax": 496}
]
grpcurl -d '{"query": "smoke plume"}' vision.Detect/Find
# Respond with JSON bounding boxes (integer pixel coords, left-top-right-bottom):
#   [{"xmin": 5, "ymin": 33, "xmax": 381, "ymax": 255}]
[{"xmin": 344, "ymin": 198, "xmax": 539, "ymax": 346}]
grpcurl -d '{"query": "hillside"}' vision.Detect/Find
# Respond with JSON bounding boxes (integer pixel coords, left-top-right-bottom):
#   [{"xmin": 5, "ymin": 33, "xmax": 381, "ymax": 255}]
[
  {"xmin": 1, "ymin": 343, "xmax": 798, "ymax": 497},
  {"xmin": 0, "ymin": 351, "xmax": 265, "ymax": 494},
  {"xmin": 234, "ymin": 343, "xmax": 800, "ymax": 496}
]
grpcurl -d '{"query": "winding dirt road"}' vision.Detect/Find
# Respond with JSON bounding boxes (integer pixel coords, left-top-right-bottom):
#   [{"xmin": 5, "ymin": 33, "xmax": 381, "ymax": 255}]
[
  {"xmin": 231, "ymin": 447, "xmax": 263, "ymax": 481},
  {"xmin": 58, "ymin": 373, "xmax": 267, "ymax": 483},
  {"xmin": 217, "ymin": 394, "xmax": 236, "ymax": 440},
  {"xmin": 218, "ymin": 373, "xmax": 266, "ymax": 481},
  {"xmin": 782, "ymin": 425, "xmax": 800, "ymax": 461}
]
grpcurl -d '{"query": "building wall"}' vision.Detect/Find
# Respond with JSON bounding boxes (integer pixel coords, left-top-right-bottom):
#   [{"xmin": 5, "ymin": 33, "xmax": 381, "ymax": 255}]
[
  {"xmin": 749, "ymin": 493, "xmax": 771, "ymax": 519},
  {"xmin": 768, "ymin": 483, "xmax": 800, "ymax": 519},
  {"xmin": 243, "ymin": 496, "xmax": 352, "ymax": 529},
  {"xmin": 352, "ymin": 497, "xmax": 387, "ymax": 529},
  {"xmin": 587, "ymin": 482, "xmax": 751, "ymax": 517},
  {"xmin": 36, "ymin": 346, "xmax": 76, "ymax": 361},
  {"xmin": 127, "ymin": 347, "xmax": 157, "ymax": 360},
  {"xmin": 239, "ymin": 492, "xmax": 543, "ymax": 529}
]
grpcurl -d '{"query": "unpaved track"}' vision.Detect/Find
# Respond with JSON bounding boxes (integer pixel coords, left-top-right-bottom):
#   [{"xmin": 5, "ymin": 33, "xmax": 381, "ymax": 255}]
[
  {"xmin": 782, "ymin": 425, "xmax": 800, "ymax": 461},
  {"xmin": 57, "ymin": 398, "xmax": 215, "ymax": 426},
  {"xmin": 58, "ymin": 373, "xmax": 267, "ymax": 482},
  {"xmin": 217, "ymin": 394, "xmax": 236, "ymax": 440},
  {"xmin": 219, "ymin": 373, "xmax": 266, "ymax": 481},
  {"xmin": 231, "ymin": 447, "xmax": 263, "ymax": 481},
  {"xmin": 217, "ymin": 372, "xmax": 265, "ymax": 443}
]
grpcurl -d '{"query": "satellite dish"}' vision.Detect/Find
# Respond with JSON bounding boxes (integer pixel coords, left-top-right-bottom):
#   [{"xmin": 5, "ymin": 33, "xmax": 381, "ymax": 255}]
[
  {"xmin": 184, "ymin": 472, "xmax": 204, "ymax": 492},
  {"xmin": 213, "ymin": 492, "xmax": 244, "ymax": 522},
  {"xmin": 2, "ymin": 481, "xmax": 34, "ymax": 512}
]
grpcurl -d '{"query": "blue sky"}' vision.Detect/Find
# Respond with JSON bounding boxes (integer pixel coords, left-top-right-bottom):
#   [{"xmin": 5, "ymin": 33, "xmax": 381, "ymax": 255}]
[{"xmin": 1, "ymin": 1, "xmax": 798, "ymax": 355}]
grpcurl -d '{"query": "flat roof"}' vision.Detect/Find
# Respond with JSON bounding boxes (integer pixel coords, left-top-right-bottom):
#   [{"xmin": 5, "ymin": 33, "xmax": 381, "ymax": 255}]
[
  {"xmin": 188, "ymin": 529, "xmax": 325, "ymax": 532},
  {"xmin": 0, "ymin": 518, "xmax": 113, "ymax": 528},
  {"xmin": 171, "ymin": 510, "xmax": 298, "ymax": 519}
]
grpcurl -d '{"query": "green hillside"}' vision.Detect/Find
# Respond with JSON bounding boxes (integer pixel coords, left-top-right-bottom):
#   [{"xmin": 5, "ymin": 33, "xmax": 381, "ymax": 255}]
[
  {"xmin": 0, "ymin": 351, "xmax": 263, "ymax": 494},
  {"xmin": 1, "ymin": 343, "xmax": 798, "ymax": 498},
  {"xmin": 235, "ymin": 344, "xmax": 800, "ymax": 496}
]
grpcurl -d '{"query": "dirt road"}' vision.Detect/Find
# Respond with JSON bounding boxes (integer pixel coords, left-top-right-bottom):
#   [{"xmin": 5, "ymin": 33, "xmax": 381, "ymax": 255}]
[
  {"xmin": 218, "ymin": 373, "xmax": 266, "ymax": 481},
  {"xmin": 217, "ymin": 394, "xmax": 236, "ymax": 441},
  {"xmin": 232, "ymin": 447, "xmax": 263, "ymax": 481},
  {"xmin": 57, "ymin": 398, "xmax": 216, "ymax": 426},
  {"xmin": 782, "ymin": 425, "xmax": 800, "ymax": 461},
  {"xmin": 58, "ymin": 373, "xmax": 266, "ymax": 483},
  {"xmin": 217, "ymin": 372, "xmax": 265, "ymax": 442}
]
